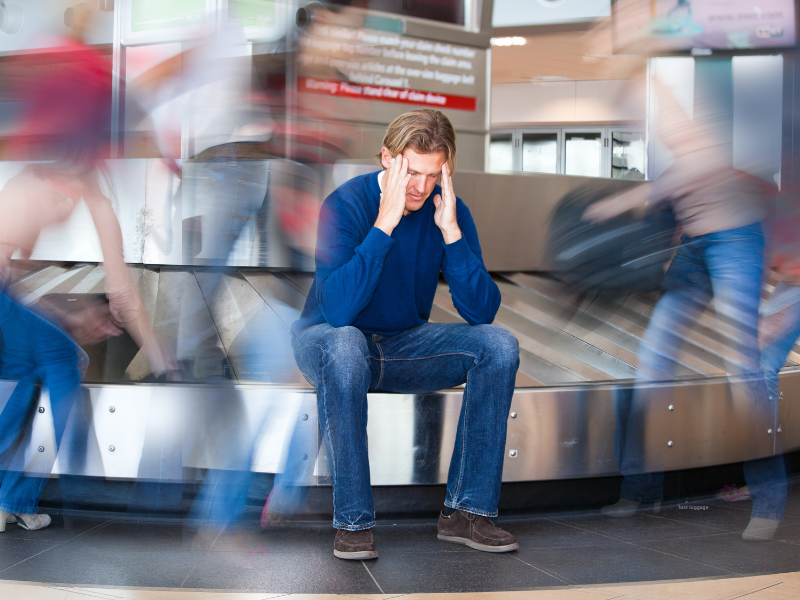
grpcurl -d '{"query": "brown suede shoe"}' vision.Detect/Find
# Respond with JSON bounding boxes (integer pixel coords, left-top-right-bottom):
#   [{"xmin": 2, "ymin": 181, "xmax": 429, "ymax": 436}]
[
  {"xmin": 437, "ymin": 509, "xmax": 519, "ymax": 553},
  {"xmin": 333, "ymin": 528, "xmax": 378, "ymax": 560}
]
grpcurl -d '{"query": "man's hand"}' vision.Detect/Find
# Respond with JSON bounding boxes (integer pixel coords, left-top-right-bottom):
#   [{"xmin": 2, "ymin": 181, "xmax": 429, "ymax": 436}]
[
  {"xmin": 433, "ymin": 163, "xmax": 462, "ymax": 244},
  {"xmin": 374, "ymin": 156, "xmax": 410, "ymax": 236}
]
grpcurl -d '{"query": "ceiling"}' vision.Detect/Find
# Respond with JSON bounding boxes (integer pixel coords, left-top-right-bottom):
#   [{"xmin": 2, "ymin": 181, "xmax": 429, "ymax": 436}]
[{"xmin": 491, "ymin": 20, "xmax": 647, "ymax": 84}]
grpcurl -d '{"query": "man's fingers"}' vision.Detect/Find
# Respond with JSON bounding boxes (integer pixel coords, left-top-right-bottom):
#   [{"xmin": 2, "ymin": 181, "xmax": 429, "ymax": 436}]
[
  {"xmin": 398, "ymin": 156, "xmax": 409, "ymax": 182},
  {"xmin": 384, "ymin": 156, "xmax": 398, "ymax": 190},
  {"xmin": 433, "ymin": 194, "xmax": 442, "ymax": 207}
]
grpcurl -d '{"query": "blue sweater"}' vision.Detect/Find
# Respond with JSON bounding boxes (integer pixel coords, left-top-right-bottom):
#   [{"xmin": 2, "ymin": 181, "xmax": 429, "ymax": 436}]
[{"xmin": 294, "ymin": 171, "xmax": 501, "ymax": 336}]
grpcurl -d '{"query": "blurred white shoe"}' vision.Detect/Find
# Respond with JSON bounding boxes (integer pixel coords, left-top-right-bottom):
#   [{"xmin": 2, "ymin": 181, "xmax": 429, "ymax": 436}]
[
  {"xmin": 742, "ymin": 517, "xmax": 779, "ymax": 541},
  {"xmin": 0, "ymin": 512, "xmax": 17, "ymax": 532},
  {"xmin": 601, "ymin": 498, "xmax": 641, "ymax": 518},
  {"xmin": 0, "ymin": 512, "xmax": 51, "ymax": 532}
]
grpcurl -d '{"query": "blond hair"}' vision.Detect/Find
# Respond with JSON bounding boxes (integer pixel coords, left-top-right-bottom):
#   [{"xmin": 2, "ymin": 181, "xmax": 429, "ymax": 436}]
[{"xmin": 376, "ymin": 109, "xmax": 457, "ymax": 173}]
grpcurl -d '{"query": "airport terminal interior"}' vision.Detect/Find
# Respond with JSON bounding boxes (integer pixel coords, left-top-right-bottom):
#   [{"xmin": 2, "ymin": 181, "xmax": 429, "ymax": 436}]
[{"xmin": 2, "ymin": 0, "xmax": 800, "ymax": 598}]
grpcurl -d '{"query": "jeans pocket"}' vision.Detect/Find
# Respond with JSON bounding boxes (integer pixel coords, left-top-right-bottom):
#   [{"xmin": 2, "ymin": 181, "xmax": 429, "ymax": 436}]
[{"xmin": 299, "ymin": 371, "xmax": 317, "ymax": 388}]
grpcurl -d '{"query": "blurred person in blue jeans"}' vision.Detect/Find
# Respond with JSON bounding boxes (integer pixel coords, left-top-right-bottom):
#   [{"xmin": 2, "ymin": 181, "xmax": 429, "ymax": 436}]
[
  {"xmin": 0, "ymin": 2, "xmax": 172, "ymax": 532},
  {"xmin": 585, "ymin": 79, "xmax": 779, "ymax": 540},
  {"xmin": 292, "ymin": 110, "xmax": 520, "ymax": 560},
  {"xmin": 128, "ymin": 9, "xmax": 319, "ymax": 531}
]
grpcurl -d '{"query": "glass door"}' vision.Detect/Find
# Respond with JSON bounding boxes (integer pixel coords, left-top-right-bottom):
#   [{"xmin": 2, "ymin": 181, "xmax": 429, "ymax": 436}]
[
  {"xmin": 520, "ymin": 130, "xmax": 560, "ymax": 174},
  {"xmin": 610, "ymin": 130, "xmax": 646, "ymax": 180},
  {"xmin": 489, "ymin": 130, "xmax": 515, "ymax": 171},
  {"xmin": 562, "ymin": 129, "xmax": 606, "ymax": 177}
]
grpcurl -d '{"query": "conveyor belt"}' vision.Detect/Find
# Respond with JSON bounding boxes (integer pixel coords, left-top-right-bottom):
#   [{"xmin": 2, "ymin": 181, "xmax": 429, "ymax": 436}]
[
  {"xmin": 5, "ymin": 260, "xmax": 800, "ymax": 485},
  {"xmin": 8, "ymin": 261, "xmax": 795, "ymax": 388}
]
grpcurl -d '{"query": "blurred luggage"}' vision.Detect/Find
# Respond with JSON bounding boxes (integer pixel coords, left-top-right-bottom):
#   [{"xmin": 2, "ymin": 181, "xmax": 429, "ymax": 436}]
[{"xmin": 542, "ymin": 180, "xmax": 678, "ymax": 294}]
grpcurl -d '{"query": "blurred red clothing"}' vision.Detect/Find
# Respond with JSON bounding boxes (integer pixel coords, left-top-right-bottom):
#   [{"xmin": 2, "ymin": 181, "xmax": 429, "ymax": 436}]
[{"xmin": 8, "ymin": 37, "xmax": 112, "ymax": 163}]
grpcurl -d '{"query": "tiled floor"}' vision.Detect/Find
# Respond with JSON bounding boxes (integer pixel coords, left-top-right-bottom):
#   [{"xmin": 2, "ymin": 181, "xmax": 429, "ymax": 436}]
[{"xmin": 2, "ymin": 487, "xmax": 800, "ymax": 595}]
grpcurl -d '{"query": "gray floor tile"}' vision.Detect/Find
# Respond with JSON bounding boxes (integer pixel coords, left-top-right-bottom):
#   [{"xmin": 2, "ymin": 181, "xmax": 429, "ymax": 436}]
[
  {"xmin": 211, "ymin": 522, "xmax": 335, "ymax": 554},
  {"xmin": 552, "ymin": 510, "xmax": 730, "ymax": 543},
  {"xmin": 0, "ymin": 539, "xmax": 61, "ymax": 571},
  {"xmin": 67, "ymin": 518, "xmax": 201, "ymax": 552},
  {"xmin": 638, "ymin": 531, "xmax": 800, "ymax": 576},
  {"xmin": 501, "ymin": 518, "xmax": 622, "ymax": 549},
  {"xmin": 0, "ymin": 543, "xmax": 203, "ymax": 587},
  {"xmin": 639, "ymin": 503, "xmax": 752, "ymax": 534},
  {"xmin": 0, "ymin": 512, "xmax": 114, "ymax": 543},
  {"xmin": 363, "ymin": 547, "xmax": 564, "ymax": 593},
  {"xmin": 515, "ymin": 541, "xmax": 732, "ymax": 585},
  {"xmin": 181, "ymin": 548, "xmax": 381, "ymax": 594}
]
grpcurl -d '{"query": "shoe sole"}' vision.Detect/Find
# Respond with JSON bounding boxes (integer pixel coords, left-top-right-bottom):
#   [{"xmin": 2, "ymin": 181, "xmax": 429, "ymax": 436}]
[
  {"xmin": 437, "ymin": 534, "xmax": 519, "ymax": 553},
  {"xmin": 333, "ymin": 549, "xmax": 378, "ymax": 560}
]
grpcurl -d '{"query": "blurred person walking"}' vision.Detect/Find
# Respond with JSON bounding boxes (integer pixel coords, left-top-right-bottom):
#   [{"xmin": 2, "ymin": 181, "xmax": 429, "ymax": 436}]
[
  {"xmin": 127, "ymin": 7, "xmax": 318, "ymax": 531},
  {"xmin": 0, "ymin": 3, "xmax": 173, "ymax": 532},
  {"xmin": 584, "ymin": 79, "xmax": 778, "ymax": 537}
]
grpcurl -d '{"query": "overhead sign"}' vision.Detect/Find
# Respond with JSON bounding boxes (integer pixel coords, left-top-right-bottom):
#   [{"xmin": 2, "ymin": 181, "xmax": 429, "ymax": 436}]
[
  {"xmin": 613, "ymin": 0, "xmax": 797, "ymax": 54},
  {"xmin": 299, "ymin": 24, "xmax": 482, "ymax": 112},
  {"xmin": 130, "ymin": 0, "xmax": 206, "ymax": 33}
]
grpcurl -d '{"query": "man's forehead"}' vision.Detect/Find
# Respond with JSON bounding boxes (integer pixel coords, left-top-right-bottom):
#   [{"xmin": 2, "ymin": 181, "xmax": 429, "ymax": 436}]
[{"xmin": 401, "ymin": 148, "xmax": 446, "ymax": 174}]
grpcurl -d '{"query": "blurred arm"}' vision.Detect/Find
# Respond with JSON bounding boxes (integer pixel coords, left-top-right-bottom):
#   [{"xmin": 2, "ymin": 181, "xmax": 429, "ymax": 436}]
[
  {"xmin": 81, "ymin": 168, "xmax": 175, "ymax": 375},
  {"xmin": 582, "ymin": 184, "xmax": 651, "ymax": 223}
]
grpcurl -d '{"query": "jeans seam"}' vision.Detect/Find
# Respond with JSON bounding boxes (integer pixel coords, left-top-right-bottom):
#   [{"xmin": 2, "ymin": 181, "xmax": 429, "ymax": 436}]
[
  {"xmin": 314, "ymin": 343, "xmax": 337, "ymax": 526},
  {"xmin": 443, "ymin": 501, "xmax": 498, "ymax": 518},
  {"xmin": 333, "ymin": 521, "xmax": 374, "ymax": 531},
  {"xmin": 452, "ymin": 358, "xmax": 477, "ymax": 501},
  {"xmin": 382, "ymin": 351, "xmax": 478, "ymax": 362},
  {"xmin": 374, "ymin": 342, "xmax": 385, "ymax": 389}
]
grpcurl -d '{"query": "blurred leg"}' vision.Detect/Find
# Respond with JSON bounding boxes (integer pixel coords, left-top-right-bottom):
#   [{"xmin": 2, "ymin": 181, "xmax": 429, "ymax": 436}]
[
  {"xmin": 0, "ymin": 292, "xmax": 82, "ymax": 515},
  {"xmin": 617, "ymin": 239, "xmax": 711, "ymax": 505}
]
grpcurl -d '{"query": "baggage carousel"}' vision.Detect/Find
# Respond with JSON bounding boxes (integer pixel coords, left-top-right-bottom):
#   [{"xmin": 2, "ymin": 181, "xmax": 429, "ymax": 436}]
[{"xmin": 4, "ymin": 256, "xmax": 799, "ymax": 491}]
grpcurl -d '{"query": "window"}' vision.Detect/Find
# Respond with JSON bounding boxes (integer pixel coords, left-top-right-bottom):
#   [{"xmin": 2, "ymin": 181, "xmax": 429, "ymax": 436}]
[{"xmin": 488, "ymin": 126, "xmax": 645, "ymax": 179}]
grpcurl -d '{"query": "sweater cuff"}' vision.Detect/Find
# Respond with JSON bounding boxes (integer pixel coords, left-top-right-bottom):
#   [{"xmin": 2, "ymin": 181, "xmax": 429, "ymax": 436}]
[
  {"xmin": 442, "ymin": 236, "xmax": 474, "ymax": 268},
  {"xmin": 360, "ymin": 227, "xmax": 396, "ymax": 263}
]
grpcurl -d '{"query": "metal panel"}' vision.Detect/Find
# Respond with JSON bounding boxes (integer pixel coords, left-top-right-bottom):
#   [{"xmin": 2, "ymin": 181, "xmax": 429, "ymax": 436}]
[
  {"xmin": 7, "ymin": 368, "xmax": 800, "ymax": 486},
  {"xmin": 142, "ymin": 159, "xmax": 184, "ymax": 265},
  {"xmin": 451, "ymin": 170, "xmax": 640, "ymax": 272}
]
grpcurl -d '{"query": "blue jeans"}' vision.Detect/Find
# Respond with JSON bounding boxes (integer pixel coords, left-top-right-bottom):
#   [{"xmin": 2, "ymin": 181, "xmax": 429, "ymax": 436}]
[
  {"xmin": 292, "ymin": 322, "xmax": 519, "ymax": 530},
  {"xmin": 745, "ymin": 282, "xmax": 798, "ymax": 521},
  {"xmin": 619, "ymin": 223, "xmax": 770, "ymax": 504},
  {"xmin": 0, "ymin": 290, "xmax": 84, "ymax": 514}
]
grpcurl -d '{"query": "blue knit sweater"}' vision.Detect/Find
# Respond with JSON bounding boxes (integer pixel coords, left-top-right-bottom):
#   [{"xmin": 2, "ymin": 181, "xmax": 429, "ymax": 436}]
[{"xmin": 294, "ymin": 171, "xmax": 500, "ymax": 336}]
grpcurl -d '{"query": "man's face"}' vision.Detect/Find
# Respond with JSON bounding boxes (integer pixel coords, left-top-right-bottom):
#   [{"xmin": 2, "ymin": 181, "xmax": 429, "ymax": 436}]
[{"xmin": 381, "ymin": 146, "xmax": 447, "ymax": 214}]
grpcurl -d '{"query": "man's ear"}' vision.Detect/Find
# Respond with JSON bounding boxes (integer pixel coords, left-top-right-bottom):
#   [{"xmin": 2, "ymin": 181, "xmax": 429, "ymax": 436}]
[{"xmin": 380, "ymin": 147, "xmax": 393, "ymax": 169}]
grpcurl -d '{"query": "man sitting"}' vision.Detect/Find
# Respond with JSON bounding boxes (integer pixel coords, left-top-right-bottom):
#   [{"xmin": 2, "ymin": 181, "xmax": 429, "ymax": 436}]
[{"xmin": 292, "ymin": 109, "xmax": 520, "ymax": 559}]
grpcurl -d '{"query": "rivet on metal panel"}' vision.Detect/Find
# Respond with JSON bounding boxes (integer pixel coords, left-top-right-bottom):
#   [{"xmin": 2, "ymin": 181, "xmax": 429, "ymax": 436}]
[
  {"xmin": 302, "ymin": 453, "xmax": 308, "ymax": 460},
  {"xmin": 779, "ymin": 392, "xmax": 784, "ymax": 400},
  {"xmin": 768, "ymin": 429, "xmax": 773, "ymax": 435},
  {"xmin": 510, "ymin": 412, "xmax": 517, "ymax": 419},
  {"xmin": 37, "ymin": 446, "xmax": 44, "ymax": 453},
  {"xmin": 109, "ymin": 406, "xmax": 116, "ymax": 413},
  {"xmin": 509, "ymin": 449, "xmax": 518, "ymax": 457},
  {"xmin": 302, "ymin": 414, "xmax": 309, "ymax": 421},
  {"xmin": 38, "ymin": 407, "xmax": 45, "ymax": 413},
  {"xmin": 778, "ymin": 425, "xmax": 783, "ymax": 434},
  {"xmin": 109, "ymin": 445, "xmax": 116, "ymax": 452},
  {"xmin": 667, "ymin": 441, "xmax": 674, "ymax": 447},
  {"xmin": 668, "ymin": 405, "xmax": 674, "ymax": 411}
]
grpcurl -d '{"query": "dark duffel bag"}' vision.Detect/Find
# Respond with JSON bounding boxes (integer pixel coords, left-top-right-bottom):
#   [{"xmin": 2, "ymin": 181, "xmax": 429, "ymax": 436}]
[{"xmin": 541, "ymin": 180, "xmax": 678, "ymax": 294}]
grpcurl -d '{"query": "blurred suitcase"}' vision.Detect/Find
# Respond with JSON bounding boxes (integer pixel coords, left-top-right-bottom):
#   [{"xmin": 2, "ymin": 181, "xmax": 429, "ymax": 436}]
[{"xmin": 541, "ymin": 180, "xmax": 678, "ymax": 294}]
